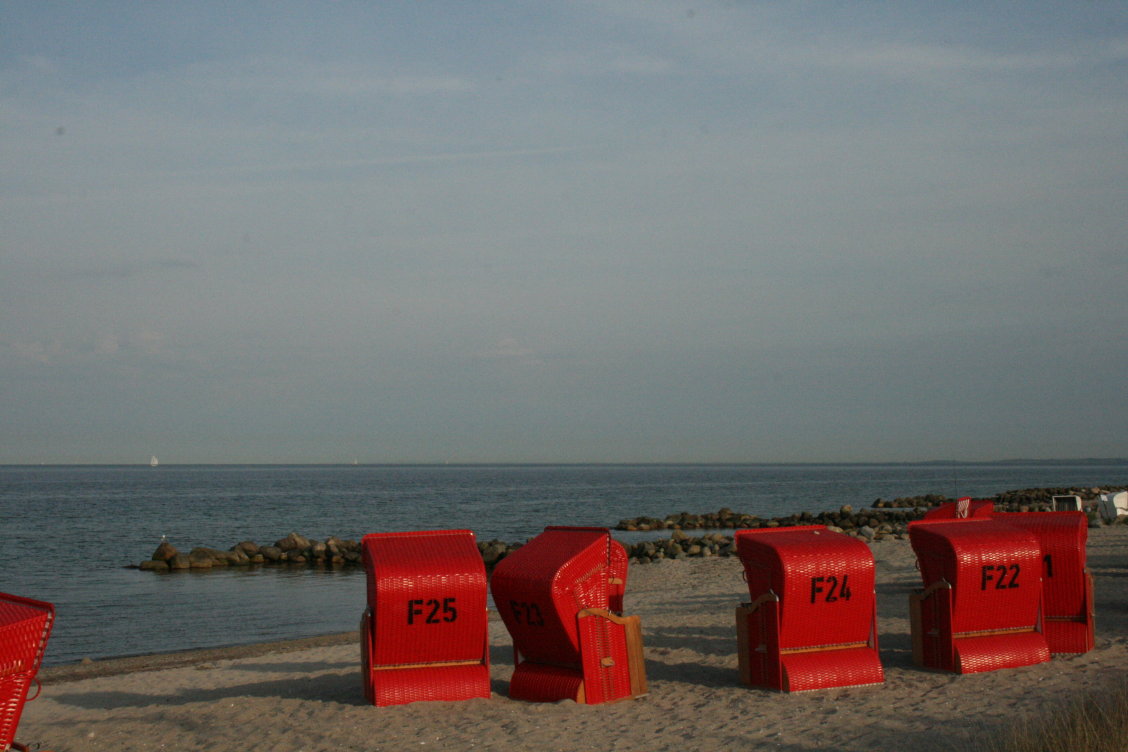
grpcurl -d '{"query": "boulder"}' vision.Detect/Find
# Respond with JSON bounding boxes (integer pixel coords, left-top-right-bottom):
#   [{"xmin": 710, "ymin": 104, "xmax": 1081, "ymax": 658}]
[
  {"xmin": 151, "ymin": 540, "xmax": 178, "ymax": 562},
  {"xmin": 479, "ymin": 540, "xmax": 511, "ymax": 567},
  {"xmin": 139, "ymin": 559, "xmax": 168, "ymax": 571},
  {"xmin": 187, "ymin": 549, "xmax": 216, "ymax": 569},
  {"xmin": 259, "ymin": 546, "xmax": 283, "ymax": 562},
  {"xmin": 188, "ymin": 547, "xmax": 231, "ymax": 567},
  {"xmin": 275, "ymin": 532, "xmax": 311, "ymax": 552},
  {"xmin": 224, "ymin": 548, "xmax": 250, "ymax": 565},
  {"xmin": 233, "ymin": 541, "xmax": 260, "ymax": 556}
]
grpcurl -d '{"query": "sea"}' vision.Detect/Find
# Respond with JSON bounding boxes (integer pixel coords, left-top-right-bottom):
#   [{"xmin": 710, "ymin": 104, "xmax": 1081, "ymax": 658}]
[{"xmin": 2, "ymin": 462, "xmax": 1125, "ymax": 666}]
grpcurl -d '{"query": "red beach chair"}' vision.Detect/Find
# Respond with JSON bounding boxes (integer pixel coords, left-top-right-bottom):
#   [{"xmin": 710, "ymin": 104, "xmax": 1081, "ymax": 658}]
[
  {"xmin": 734, "ymin": 526, "xmax": 884, "ymax": 692},
  {"xmin": 995, "ymin": 511, "xmax": 1094, "ymax": 653},
  {"xmin": 923, "ymin": 497, "xmax": 994, "ymax": 520},
  {"xmin": 908, "ymin": 519, "xmax": 1050, "ymax": 674},
  {"xmin": 360, "ymin": 530, "xmax": 490, "ymax": 706},
  {"xmin": 490, "ymin": 526, "xmax": 647, "ymax": 704},
  {"xmin": 1, "ymin": 593, "xmax": 54, "ymax": 752}
]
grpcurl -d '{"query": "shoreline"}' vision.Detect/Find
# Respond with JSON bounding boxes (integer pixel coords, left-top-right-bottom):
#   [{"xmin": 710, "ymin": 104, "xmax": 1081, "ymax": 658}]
[
  {"xmin": 38, "ymin": 631, "xmax": 360, "ymax": 684},
  {"xmin": 19, "ymin": 526, "xmax": 1128, "ymax": 751}
]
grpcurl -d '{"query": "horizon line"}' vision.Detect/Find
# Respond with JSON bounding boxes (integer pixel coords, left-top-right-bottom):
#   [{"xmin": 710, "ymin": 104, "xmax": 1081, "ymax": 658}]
[{"xmin": 4, "ymin": 458, "xmax": 1127, "ymax": 468}]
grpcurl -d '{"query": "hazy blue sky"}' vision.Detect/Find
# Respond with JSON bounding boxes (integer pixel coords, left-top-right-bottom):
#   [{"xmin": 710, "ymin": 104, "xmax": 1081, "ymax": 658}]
[{"xmin": 2, "ymin": 2, "xmax": 1126, "ymax": 464}]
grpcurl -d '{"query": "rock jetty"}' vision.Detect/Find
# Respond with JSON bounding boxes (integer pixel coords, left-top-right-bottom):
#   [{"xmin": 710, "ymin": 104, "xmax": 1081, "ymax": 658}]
[
  {"xmin": 135, "ymin": 532, "xmax": 524, "ymax": 572},
  {"xmin": 135, "ymin": 486, "xmax": 1127, "ymax": 572}
]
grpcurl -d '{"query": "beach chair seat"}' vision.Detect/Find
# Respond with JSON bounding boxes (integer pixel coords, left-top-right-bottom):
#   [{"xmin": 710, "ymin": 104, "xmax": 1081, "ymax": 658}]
[
  {"xmin": 0, "ymin": 593, "xmax": 55, "ymax": 752},
  {"xmin": 734, "ymin": 526, "xmax": 883, "ymax": 692},
  {"xmin": 923, "ymin": 497, "xmax": 994, "ymax": 520},
  {"xmin": 908, "ymin": 519, "xmax": 1050, "ymax": 674},
  {"xmin": 995, "ymin": 511, "xmax": 1094, "ymax": 653},
  {"xmin": 490, "ymin": 526, "xmax": 646, "ymax": 704},
  {"xmin": 360, "ymin": 530, "xmax": 490, "ymax": 706}
]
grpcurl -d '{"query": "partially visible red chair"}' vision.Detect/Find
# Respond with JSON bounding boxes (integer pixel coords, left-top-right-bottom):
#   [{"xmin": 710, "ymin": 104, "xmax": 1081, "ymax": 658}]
[
  {"xmin": 360, "ymin": 530, "xmax": 490, "ymax": 706},
  {"xmin": 995, "ymin": 511, "xmax": 1094, "ymax": 653},
  {"xmin": 490, "ymin": 526, "xmax": 646, "ymax": 704},
  {"xmin": 1, "ymin": 592, "xmax": 54, "ymax": 752},
  {"xmin": 908, "ymin": 519, "xmax": 1050, "ymax": 674},
  {"xmin": 734, "ymin": 526, "xmax": 884, "ymax": 692},
  {"xmin": 923, "ymin": 497, "xmax": 994, "ymax": 520}
]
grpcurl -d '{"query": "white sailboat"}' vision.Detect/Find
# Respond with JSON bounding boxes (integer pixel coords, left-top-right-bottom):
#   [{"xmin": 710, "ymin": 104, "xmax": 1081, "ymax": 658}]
[{"xmin": 150, "ymin": 455, "xmax": 159, "ymax": 467}]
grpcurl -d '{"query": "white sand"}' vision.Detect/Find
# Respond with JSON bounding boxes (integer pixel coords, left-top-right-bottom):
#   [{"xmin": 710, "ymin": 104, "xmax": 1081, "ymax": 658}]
[{"xmin": 19, "ymin": 526, "xmax": 1128, "ymax": 752}]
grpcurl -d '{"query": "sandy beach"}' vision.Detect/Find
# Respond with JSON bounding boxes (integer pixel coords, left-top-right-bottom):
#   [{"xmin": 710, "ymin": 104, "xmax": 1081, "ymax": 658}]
[{"xmin": 22, "ymin": 526, "xmax": 1128, "ymax": 752}]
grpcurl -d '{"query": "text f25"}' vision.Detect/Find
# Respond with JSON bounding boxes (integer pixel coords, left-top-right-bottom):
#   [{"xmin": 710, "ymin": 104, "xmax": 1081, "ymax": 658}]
[{"xmin": 407, "ymin": 598, "xmax": 457, "ymax": 624}]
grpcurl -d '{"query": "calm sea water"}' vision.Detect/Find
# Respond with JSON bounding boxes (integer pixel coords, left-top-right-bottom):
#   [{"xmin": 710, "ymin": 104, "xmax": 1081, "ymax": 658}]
[{"xmin": 2, "ymin": 462, "xmax": 1124, "ymax": 666}]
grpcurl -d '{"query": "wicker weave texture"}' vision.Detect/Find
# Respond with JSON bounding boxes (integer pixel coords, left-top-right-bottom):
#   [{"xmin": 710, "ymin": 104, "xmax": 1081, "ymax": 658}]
[
  {"xmin": 734, "ymin": 527, "xmax": 883, "ymax": 691},
  {"xmin": 909, "ymin": 519, "xmax": 1044, "ymax": 634},
  {"xmin": 1043, "ymin": 620, "xmax": 1095, "ymax": 654},
  {"xmin": 359, "ymin": 530, "xmax": 490, "ymax": 706},
  {"xmin": 908, "ymin": 519, "xmax": 1051, "ymax": 673},
  {"xmin": 577, "ymin": 610, "xmax": 632, "ymax": 704},
  {"xmin": 782, "ymin": 647, "xmax": 886, "ymax": 692},
  {"xmin": 362, "ymin": 530, "xmax": 488, "ymax": 666},
  {"xmin": 736, "ymin": 526, "xmax": 878, "ymax": 648},
  {"xmin": 368, "ymin": 664, "xmax": 491, "ymax": 707},
  {"xmin": 492, "ymin": 527, "xmax": 642, "ymax": 704},
  {"xmin": 954, "ymin": 632, "xmax": 1051, "ymax": 674},
  {"xmin": 508, "ymin": 663, "xmax": 585, "ymax": 703},
  {"xmin": 0, "ymin": 593, "xmax": 54, "ymax": 752},
  {"xmin": 996, "ymin": 512, "xmax": 1093, "ymax": 653},
  {"xmin": 491, "ymin": 527, "xmax": 610, "ymax": 667}
]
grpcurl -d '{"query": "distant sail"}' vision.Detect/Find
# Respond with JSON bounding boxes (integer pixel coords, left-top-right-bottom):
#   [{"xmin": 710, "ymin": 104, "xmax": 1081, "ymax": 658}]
[{"xmin": 150, "ymin": 455, "xmax": 159, "ymax": 467}]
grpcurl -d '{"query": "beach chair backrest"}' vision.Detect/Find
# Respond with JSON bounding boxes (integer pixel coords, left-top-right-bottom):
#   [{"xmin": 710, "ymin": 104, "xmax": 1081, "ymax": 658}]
[
  {"xmin": 361, "ymin": 529, "xmax": 488, "ymax": 667},
  {"xmin": 908, "ymin": 519, "xmax": 1043, "ymax": 634},
  {"xmin": 490, "ymin": 526, "xmax": 616, "ymax": 667},
  {"xmin": 735, "ymin": 526, "xmax": 876, "ymax": 650}
]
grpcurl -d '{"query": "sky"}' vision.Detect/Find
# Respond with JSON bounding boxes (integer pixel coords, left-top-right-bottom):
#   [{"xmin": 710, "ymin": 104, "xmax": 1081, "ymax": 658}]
[{"xmin": 2, "ymin": 1, "xmax": 1126, "ymax": 464}]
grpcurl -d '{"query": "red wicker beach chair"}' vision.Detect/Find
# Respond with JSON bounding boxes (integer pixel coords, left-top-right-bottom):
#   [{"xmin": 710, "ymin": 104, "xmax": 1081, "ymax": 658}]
[
  {"xmin": 923, "ymin": 497, "xmax": 994, "ymax": 520},
  {"xmin": 733, "ymin": 526, "xmax": 884, "ymax": 692},
  {"xmin": 360, "ymin": 530, "xmax": 490, "ymax": 706},
  {"xmin": 908, "ymin": 519, "xmax": 1050, "ymax": 674},
  {"xmin": 1, "ymin": 593, "xmax": 54, "ymax": 752},
  {"xmin": 994, "ymin": 511, "xmax": 1094, "ymax": 653},
  {"xmin": 490, "ymin": 526, "xmax": 646, "ymax": 704}
]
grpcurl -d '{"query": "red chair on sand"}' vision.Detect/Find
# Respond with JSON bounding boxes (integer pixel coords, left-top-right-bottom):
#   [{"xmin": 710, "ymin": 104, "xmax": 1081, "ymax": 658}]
[
  {"xmin": 360, "ymin": 530, "xmax": 490, "ymax": 706},
  {"xmin": 908, "ymin": 519, "xmax": 1050, "ymax": 674},
  {"xmin": 490, "ymin": 526, "xmax": 647, "ymax": 704},
  {"xmin": 1, "ymin": 592, "xmax": 54, "ymax": 752},
  {"xmin": 994, "ymin": 511, "xmax": 1094, "ymax": 653},
  {"xmin": 734, "ymin": 526, "xmax": 884, "ymax": 692},
  {"xmin": 923, "ymin": 497, "xmax": 994, "ymax": 520}
]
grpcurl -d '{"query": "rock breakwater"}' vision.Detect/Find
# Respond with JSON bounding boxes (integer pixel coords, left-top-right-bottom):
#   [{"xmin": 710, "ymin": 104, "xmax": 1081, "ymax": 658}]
[
  {"xmin": 134, "ymin": 486, "xmax": 1126, "ymax": 572},
  {"xmin": 135, "ymin": 532, "xmax": 525, "ymax": 572}
]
